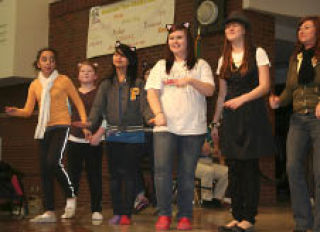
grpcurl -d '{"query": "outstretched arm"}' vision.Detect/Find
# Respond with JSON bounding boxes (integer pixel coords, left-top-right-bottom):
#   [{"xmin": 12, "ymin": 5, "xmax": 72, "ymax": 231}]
[{"xmin": 5, "ymin": 82, "xmax": 37, "ymax": 117}]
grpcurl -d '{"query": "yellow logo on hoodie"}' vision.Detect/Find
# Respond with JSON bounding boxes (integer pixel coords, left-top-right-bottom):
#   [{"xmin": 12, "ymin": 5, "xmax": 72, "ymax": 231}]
[{"xmin": 130, "ymin": 87, "xmax": 140, "ymax": 101}]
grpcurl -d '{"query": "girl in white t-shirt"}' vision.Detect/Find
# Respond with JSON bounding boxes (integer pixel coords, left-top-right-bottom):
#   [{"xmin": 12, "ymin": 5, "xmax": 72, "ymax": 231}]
[
  {"xmin": 211, "ymin": 11, "xmax": 274, "ymax": 232},
  {"xmin": 145, "ymin": 22, "xmax": 214, "ymax": 230}
]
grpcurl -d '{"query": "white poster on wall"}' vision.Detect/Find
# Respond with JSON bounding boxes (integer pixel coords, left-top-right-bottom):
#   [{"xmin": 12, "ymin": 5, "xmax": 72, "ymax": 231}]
[{"xmin": 86, "ymin": 0, "xmax": 175, "ymax": 58}]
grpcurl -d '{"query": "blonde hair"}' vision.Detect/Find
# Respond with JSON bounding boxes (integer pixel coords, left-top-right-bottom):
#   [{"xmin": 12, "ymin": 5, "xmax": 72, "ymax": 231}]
[{"xmin": 77, "ymin": 60, "xmax": 99, "ymax": 73}]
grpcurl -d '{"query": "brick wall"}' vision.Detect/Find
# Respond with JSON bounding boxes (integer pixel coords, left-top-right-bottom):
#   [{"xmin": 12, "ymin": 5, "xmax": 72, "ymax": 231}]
[{"xmin": 0, "ymin": 0, "xmax": 276, "ymax": 212}]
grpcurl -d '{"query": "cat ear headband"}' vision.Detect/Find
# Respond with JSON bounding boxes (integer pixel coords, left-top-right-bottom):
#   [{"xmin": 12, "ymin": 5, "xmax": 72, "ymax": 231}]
[
  {"xmin": 165, "ymin": 22, "xmax": 190, "ymax": 31},
  {"xmin": 78, "ymin": 62, "xmax": 98, "ymax": 68},
  {"xmin": 115, "ymin": 40, "xmax": 136, "ymax": 52}
]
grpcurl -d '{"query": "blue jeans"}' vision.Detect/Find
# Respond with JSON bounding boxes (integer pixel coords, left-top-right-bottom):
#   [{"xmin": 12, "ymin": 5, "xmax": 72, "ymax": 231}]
[
  {"xmin": 286, "ymin": 113, "xmax": 320, "ymax": 231},
  {"xmin": 153, "ymin": 132, "xmax": 205, "ymax": 219}
]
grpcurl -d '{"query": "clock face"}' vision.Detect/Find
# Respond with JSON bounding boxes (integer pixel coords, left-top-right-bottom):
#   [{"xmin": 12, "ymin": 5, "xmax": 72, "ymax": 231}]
[{"xmin": 197, "ymin": 0, "xmax": 219, "ymax": 25}]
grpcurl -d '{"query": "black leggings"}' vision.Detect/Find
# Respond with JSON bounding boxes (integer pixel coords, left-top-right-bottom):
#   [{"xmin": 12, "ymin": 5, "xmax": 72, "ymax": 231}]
[
  {"xmin": 228, "ymin": 159, "xmax": 260, "ymax": 224},
  {"xmin": 106, "ymin": 142, "xmax": 143, "ymax": 216},
  {"xmin": 66, "ymin": 141, "xmax": 103, "ymax": 212},
  {"xmin": 39, "ymin": 127, "xmax": 74, "ymax": 211}
]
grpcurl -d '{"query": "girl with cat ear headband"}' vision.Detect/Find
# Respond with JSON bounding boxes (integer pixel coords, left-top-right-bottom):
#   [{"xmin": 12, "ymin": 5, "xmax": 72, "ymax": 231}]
[
  {"xmin": 145, "ymin": 22, "xmax": 215, "ymax": 230},
  {"xmin": 64, "ymin": 59, "xmax": 104, "ymax": 221},
  {"xmin": 165, "ymin": 22, "xmax": 190, "ymax": 32},
  {"xmin": 87, "ymin": 40, "xmax": 153, "ymax": 226}
]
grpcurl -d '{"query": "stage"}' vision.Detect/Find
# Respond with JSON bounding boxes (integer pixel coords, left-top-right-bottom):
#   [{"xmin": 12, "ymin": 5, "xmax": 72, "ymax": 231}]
[{"xmin": 0, "ymin": 204, "xmax": 295, "ymax": 232}]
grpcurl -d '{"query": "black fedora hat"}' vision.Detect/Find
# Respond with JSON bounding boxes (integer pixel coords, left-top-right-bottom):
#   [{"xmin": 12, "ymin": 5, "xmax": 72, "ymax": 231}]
[{"xmin": 224, "ymin": 11, "xmax": 251, "ymax": 29}]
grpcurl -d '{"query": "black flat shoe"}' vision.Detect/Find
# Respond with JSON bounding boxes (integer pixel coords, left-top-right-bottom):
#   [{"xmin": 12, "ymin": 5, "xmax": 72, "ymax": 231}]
[
  {"xmin": 232, "ymin": 225, "xmax": 254, "ymax": 232},
  {"xmin": 218, "ymin": 225, "xmax": 235, "ymax": 232},
  {"xmin": 293, "ymin": 230, "xmax": 307, "ymax": 232}
]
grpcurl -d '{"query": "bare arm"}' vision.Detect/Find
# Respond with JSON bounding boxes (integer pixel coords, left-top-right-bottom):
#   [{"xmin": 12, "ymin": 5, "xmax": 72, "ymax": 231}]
[
  {"xmin": 224, "ymin": 65, "xmax": 270, "ymax": 110},
  {"xmin": 242, "ymin": 65, "xmax": 270, "ymax": 101},
  {"xmin": 211, "ymin": 78, "xmax": 227, "ymax": 140},
  {"xmin": 139, "ymin": 83, "xmax": 154, "ymax": 123},
  {"xmin": 175, "ymin": 61, "xmax": 215, "ymax": 96},
  {"xmin": 212, "ymin": 79, "xmax": 227, "ymax": 123},
  {"xmin": 188, "ymin": 78, "xmax": 215, "ymax": 96},
  {"xmin": 147, "ymin": 89, "xmax": 166, "ymax": 126},
  {"xmin": 172, "ymin": 77, "xmax": 214, "ymax": 96}
]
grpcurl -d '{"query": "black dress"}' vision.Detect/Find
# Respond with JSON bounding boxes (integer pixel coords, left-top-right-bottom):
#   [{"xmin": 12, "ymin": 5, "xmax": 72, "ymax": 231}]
[{"xmin": 220, "ymin": 56, "xmax": 274, "ymax": 160}]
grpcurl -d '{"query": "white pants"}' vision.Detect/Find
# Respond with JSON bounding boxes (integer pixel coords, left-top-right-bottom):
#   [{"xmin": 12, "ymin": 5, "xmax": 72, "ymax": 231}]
[{"xmin": 195, "ymin": 158, "xmax": 228, "ymax": 201}]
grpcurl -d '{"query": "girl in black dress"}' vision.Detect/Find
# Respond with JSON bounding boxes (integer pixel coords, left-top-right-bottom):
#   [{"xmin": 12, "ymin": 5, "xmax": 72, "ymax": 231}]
[{"xmin": 211, "ymin": 11, "xmax": 274, "ymax": 232}]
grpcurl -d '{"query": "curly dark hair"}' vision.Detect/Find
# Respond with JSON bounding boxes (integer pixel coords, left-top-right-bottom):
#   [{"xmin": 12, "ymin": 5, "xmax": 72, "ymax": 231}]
[{"xmin": 33, "ymin": 47, "xmax": 58, "ymax": 71}]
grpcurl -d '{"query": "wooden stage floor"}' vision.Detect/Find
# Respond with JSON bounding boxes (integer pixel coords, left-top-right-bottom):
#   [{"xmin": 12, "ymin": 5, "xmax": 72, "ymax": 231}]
[{"xmin": 0, "ymin": 204, "xmax": 295, "ymax": 232}]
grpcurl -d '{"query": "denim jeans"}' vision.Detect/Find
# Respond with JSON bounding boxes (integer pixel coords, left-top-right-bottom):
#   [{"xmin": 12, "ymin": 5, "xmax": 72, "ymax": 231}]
[
  {"xmin": 286, "ymin": 113, "xmax": 320, "ymax": 231},
  {"xmin": 153, "ymin": 132, "xmax": 205, "ymax": 219}
]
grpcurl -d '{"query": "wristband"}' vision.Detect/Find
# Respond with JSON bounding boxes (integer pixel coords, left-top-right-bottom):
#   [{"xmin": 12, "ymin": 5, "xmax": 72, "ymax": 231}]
[{"xmin": 210, "ymin": 121, "xmax": 221, "ymax": 128}]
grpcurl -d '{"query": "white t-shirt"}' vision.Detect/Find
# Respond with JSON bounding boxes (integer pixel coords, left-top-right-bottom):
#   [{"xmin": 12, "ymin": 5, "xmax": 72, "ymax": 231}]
[
  {"xmin": 216, "ymin": 47, "xmax": 270, "ymax": 75},
  {"xmin": 145, "ymin": 59, "xmax": 214, "ymax": 135}
]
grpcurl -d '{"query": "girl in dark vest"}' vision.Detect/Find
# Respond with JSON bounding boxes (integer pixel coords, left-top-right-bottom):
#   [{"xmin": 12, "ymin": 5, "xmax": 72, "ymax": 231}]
[{"xmin": 211, "ymin": 11, "xmax": 274, "ymax": 232}]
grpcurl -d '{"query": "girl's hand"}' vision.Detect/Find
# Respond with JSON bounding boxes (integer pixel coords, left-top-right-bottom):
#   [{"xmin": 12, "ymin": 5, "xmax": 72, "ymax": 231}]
[
  {"xmin": 147, "ymin": 118, "xmax": 155, "ymax": 125},
  {"xmin": 173, "ymin": 77, "xmax": 190, "ymax": 87},
  {"xmin": 201, "ymin": 141, "xmax": 211, "ymax": 156},
  {"xmin": 154, "ymin": 112, "xmax": 167, "ymax": 126},
  {"xmin": 5, "ymin": 106, "xmax": 18, "ymax": 116},
  {"xmin": 72, "ymin": 121, "xmax": 92, "ymax": 128},
  {"xmin": 211, "ymin": 127, "xmax": 219, "ymax": 143},
  {"xmin": 90, "ymin": 132, "xmax": 102, "ymax": 146},
  {"xmin": 224, "ymin": 96, "xmax": 246, "ymax": 110},
  {"xmin": 316, "ymin": 103, "xmax": 320, "ymax": 119},
  {"xmin": 269, "ymin": 94, "xmax": 280, "ymax": 109},
  {"xmin": 83, "ymin": 129, "xmax": 92, "ymax": 141}
]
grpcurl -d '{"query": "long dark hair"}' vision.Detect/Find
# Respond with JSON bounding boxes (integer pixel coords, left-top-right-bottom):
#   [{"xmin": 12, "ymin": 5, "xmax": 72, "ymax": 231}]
[
  {"xmin": 219, "ymin": 22, "xmax": 255, "ymax": 79},
  {"xmin": 292, "ymin": 16, "xmax": 320, "ymax": 61},
  {"xmin": 33, "ymin": 47, "xmax": 58, "ymax": 71},
  {"xmin": 165, "ymin": 24, "xmax": 197, "ymax": 74},
  {"xmin": 109, "ymin": 42, "xmax": 138, "ymax": 87}
]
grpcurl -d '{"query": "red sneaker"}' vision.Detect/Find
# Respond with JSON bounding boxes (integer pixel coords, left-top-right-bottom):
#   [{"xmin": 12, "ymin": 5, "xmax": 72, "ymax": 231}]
[
  {"xmin": 177, "ymin": 217, "xmax": 192, "ymax": 230},
  {"xmin": 155, "ymin": 216, "xmax": 172, "ymax": 230},
  {"xmin": 119, "ymin": 215, "xmax": 131, "ymax": 225}
]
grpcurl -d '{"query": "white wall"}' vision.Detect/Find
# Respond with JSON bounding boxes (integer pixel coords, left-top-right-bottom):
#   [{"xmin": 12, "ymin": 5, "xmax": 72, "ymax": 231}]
[
  {"xmin": 13, "ymin": 0, "xmax": 51, "ymax": 77},
  {"xmin": 243, "ymin": 0, "xmax": 320, "ymax": 17},
  {"xmin": 0, "ymin": 0, "xmax": 54, "ymax": 81}
]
